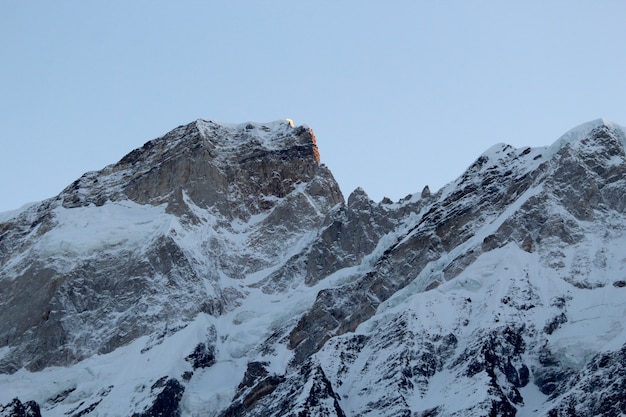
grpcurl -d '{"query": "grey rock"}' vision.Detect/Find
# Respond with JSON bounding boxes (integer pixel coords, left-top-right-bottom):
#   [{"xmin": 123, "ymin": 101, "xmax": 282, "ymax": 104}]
[
  {"xmin": 132, "ymin": 378, "xmax": 184, "ymax": 417},
  {"xmin": 0, "ymin": 399, "xmax": 41, "ymax": 417}
]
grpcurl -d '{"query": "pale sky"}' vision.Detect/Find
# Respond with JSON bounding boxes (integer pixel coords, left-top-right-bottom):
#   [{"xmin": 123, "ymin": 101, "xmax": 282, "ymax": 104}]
[{"xmin": 1, "ymin": 1, "xmax": 626, "ymax": 213}]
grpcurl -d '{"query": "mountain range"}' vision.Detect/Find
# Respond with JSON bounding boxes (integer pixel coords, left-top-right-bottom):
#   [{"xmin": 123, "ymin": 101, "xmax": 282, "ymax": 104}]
[{"xmin": 1, "ymin": 117, "xmax": 625, "ymax": 416}]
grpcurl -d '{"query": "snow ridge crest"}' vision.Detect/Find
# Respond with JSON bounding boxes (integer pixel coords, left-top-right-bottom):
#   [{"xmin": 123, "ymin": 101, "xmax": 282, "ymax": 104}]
[{"xmin": 548, "ymin": 117, "xmax": 626, "ymax": 155}]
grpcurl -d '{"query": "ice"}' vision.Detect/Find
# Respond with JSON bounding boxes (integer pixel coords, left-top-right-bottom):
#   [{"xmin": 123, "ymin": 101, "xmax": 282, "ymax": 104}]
[
  {"xmin": 182, "ymin": 361, "xmax": 244, "ymax": 416},
  {"xmin": 517, "ymin": 381, "xmax": 549, "ymax": 417},
  {"xmin": 0, "ymin": 347, "xmax": 9, "ymax": 362},
  {"xmin": 195, "ymin": 119, "xmax": 301, "ymax": 152},
  {"xmin": 36, "ymin": 200, "xmax": 172, "ymax": 257},
  {"xmin": 547, "ymin": 118, "xmax": 626, "ymax": 156},
  {"xmin": 0, "ymin": 201, "xmax": 37, "ymax": 223}
]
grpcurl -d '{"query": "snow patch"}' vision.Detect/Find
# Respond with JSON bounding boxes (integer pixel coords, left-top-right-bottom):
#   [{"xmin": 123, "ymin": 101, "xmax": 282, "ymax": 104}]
[
  {"xmin": 0, "ymin": 201, "xmax": 38, "ymax": 223},
  {"xmin": 547, "ymin": 118, "xmax": 626, "ymax": 156},
  {"xmin": 195, "ymin": 119, "xmax": 304, "ymax": 152},
  {"xmin": 36, "ymin": 201, "xmax": 172, "ymax": 257}
]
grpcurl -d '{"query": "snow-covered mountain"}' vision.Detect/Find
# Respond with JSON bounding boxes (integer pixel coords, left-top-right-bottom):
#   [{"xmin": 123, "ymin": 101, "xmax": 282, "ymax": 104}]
[{"xmin": 1, "ymin": 118, "xmax": 626, "ymax": 417}]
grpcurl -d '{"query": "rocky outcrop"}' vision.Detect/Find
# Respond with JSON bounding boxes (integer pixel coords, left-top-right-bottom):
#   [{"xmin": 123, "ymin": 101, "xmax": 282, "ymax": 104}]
[
  {"xmin": 60, "ymin": 120, "xmax": 337, "ymax": 219},
  {"xmin": 0, "ymin": 399, "xmax": 41, "ymax": 417},
  {"xmin": 231, "ymin": 361, "xmax": 346, "ymax": 417},
  {"xmin": 545, "ymin": 344, "xmax": 626, "ymax": 416},
  {"xmin": 132, "ymin": 378, "xmax": 185, "ymax": 417}
]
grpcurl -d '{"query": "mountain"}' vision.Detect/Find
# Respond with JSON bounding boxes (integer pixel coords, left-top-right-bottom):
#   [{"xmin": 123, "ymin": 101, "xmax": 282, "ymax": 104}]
[{"xmin": 1, "ymin": 118, "xmax": 626, "ymax": 417}]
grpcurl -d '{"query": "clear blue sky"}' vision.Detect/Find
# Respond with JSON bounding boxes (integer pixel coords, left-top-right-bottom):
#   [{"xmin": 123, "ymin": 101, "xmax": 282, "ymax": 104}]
[{"xmin": 1, "ymin": 1, "xmax": 625, "ymax": 212}]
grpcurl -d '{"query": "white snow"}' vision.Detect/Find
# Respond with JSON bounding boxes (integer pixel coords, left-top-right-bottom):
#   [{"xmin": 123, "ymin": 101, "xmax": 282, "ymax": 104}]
[
  {"xmin": 0, "ymin": 201, "xmax": 38, "ymax": 223},
  {"xmin": 547, "ymin": 118, "xmax": 626, "ymax": 157},
  {"xmin": 35, "ymin": 200, "xmax": 172, "ymax": 257},
  {"xmin": 195, "ymin": 119, "xmax": 304, "ymax": 153}
]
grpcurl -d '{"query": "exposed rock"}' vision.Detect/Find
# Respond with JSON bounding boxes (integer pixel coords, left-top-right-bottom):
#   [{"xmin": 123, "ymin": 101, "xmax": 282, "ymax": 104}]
[
  {"xmin": 534, "ymin": 346, "xmax": 575, "ymax": 396},
  {"xmin": 456, "ymin": 326, "xmax": 529, "ymax": 406},
  {"xmin": 185, "ymin": 342, "xmax": 216, "ymax": 370},
  {"xmin": 544, "ymin": 312, "xmax": 568, "ymax": 335},
  {"xmin": 0, "ymin": 399, "xmax": 41, "ymax": 417},
  {"xmin": 221, "ymin": 362, "xmax": 285, "ymax": 417},
  {"xmin": 546, "ymin": 344, "xmax": 626, "ymax": 416},
  {"xmin": 133, "ymin": 378, "xmax": 184, "ymax": 417},
  {"xmin": 231, "ymin": 361, "xmax": 345, "ymax": 417}
]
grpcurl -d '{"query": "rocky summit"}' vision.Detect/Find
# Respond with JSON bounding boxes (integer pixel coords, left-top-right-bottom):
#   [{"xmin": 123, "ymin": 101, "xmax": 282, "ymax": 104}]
[{"xmin": 1, "ymin": 118, "xmax": 626, "ymax": 417}]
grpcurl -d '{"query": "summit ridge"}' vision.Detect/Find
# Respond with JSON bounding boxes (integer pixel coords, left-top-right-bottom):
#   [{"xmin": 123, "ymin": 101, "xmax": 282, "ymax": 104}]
[{"xmin": 548, "ymin": 117, "xmax": 626, "ymax": 155}]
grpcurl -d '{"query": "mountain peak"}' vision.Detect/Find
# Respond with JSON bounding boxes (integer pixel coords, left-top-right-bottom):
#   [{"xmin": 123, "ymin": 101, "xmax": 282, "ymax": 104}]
[
  {"xmin": 193, "ymin": 118, "xmax": 321, "ymax": 163},
  {"xmin": 195, "ymin": 118, "xmax": 298, "ymax": 134},
  {"xmin": 57, "ymin": 119, "xmax": 330, "ymax": 213}
]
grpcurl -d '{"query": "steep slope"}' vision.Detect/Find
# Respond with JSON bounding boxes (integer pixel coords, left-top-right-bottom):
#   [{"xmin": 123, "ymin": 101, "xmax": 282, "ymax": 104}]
[
  {"xmin": 1, "ymin": 118, "xmax": 626, "ymax": 417},
  {"xmin": 0, "ymin": 119, "xmax": 342, "ymax": 373}
]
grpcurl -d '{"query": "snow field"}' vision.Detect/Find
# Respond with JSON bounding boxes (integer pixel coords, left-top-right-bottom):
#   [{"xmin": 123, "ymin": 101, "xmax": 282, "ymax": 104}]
[{"xmin": 35, "ymin": 201, "xmax": 172, "ymax": 257}]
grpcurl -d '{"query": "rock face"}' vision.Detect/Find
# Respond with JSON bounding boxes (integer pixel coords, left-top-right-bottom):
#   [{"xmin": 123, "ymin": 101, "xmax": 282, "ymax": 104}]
[
  {"xmin": 0, "ymin": 119, "xmax": 342, "ymax": 373},
  {"xmin": 1, "ymin": 118, "xmax": 626, "ymax": 416}
]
